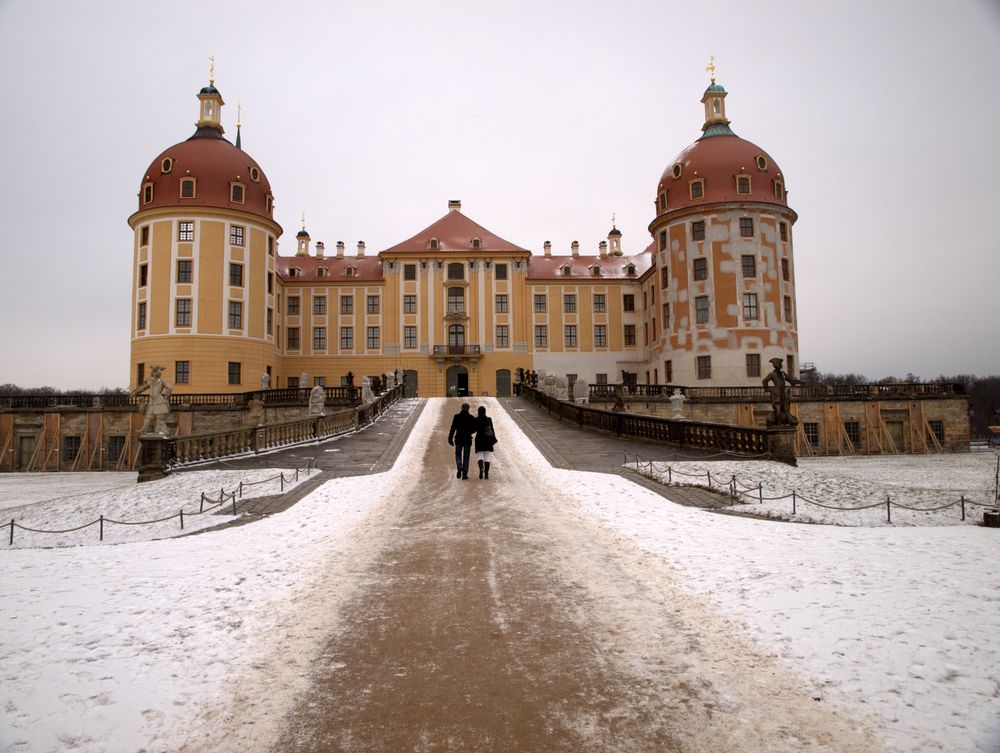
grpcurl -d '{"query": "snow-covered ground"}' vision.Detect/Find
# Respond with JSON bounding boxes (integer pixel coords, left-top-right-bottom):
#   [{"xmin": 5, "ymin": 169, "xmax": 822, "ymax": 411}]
[
  {"xmin": 0, "ymin": 467, "xmax": 311, "ymax": 547},
  {"xmin": 625, "ymin": 453, "xmax": 999, "ymax": 526},
  {"xmin": 2, "ymin": 398, "xmax": 998, "ymax": 753}
]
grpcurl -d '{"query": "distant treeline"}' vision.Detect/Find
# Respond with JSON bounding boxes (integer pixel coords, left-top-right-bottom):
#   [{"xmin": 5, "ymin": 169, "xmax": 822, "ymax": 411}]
[{"xmin": 0, "ymin": 384, "xmax": 128, "ymax": 395}]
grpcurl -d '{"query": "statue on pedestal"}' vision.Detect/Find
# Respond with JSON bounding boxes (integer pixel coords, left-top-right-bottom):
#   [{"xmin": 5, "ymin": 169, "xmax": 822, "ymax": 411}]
[
  {"xmin": 308, "ymin": 384, "xmax": 326, "ymax": 416},
  {"xmin": 361, "ymin": 377, "xmax": 375, "ymax": 403},
  {"xmin": 669, "ymin": 388, "xmax": 687, "ymax": 419},
  {"xmin": 247, "ymin": 396, "xmax": 265, "ymax": 426},
  {"xmin": 130, "ymin": 365, "xmax": 172, "ymax": 436},
  {"xmin": 260, "ymin": 372, "xmax": 270, "ymax": 390},
  {"xmin": 763, "ymin": 357, "xmax": 801, "ymax": 426}
]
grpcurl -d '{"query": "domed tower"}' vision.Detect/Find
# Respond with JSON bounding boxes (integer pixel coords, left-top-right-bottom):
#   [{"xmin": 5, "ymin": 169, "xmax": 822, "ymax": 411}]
[
  {"xmin": 648, "ymin": 74, "xmax": 798, "ymax": 387},
  {"xmin": 127, "ymin": 79, "xmax": 283, "ymax": 393}
]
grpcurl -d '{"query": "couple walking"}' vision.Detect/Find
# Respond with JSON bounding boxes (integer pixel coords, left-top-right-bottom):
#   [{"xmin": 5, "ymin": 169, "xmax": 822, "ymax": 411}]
[{"xmin": 447, "ymin": 403, "xmax": 498, "ymax": 480}]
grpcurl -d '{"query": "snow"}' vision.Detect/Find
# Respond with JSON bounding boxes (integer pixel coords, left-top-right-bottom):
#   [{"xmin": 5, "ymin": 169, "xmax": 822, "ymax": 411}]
[
  {"xmin": 2, "ymin": 397, "xmax": 999, "ymax": 753},
  {"xmin": 623, "ymin": 454, "xmax": 999, "ymax": 526}
]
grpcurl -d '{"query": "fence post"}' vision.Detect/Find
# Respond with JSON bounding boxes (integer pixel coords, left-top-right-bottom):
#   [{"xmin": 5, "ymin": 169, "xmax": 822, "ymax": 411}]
[
  {"xmin": 792, "ymin": 490, "xmax": 797, "ymax": 515},
  {"xmin": 99, "ymin": 514, "xmax": 104, "ymax": 541},
  {"xmin": 667, "ymin": 467, "xmax": 672, "ymax": 484},
  {"xmin": 239, "ymin": 482, "xmax": 244, "ymax": 498},
  {"xmin": 180, "ymin": 509, "xmax": 184, "ymax": 530},
  {"xmin": 232, "ymin": 494, "xmax": 237, "ymax": 516},
  {"xmin": 200, "ymin": 493, "xmax": 205, "ymax": 513},
  {"xmin": 886, "ymin": 496, "xmax": 891, "ymax": 524},
  {"xmin": 759, "ymin": 483, "xmax": 763, "ymax": 504},
  {"xmin": 9, "ymin": 518, "xmax": 13, "ymax": 546},
  {"xmin": 280, "ymin": 473, "xmax": 285, "ymax": 492},
  {"xmin": 961, "ymin": 495, "xmax": 966, "ymax": 521},
  {"xmin": 707, "ymin": 470, "xmax": 712, "ymax": 488},
  {"xmin": 295, "ymin": 468, "xmax": 300, "ymax": 482}
]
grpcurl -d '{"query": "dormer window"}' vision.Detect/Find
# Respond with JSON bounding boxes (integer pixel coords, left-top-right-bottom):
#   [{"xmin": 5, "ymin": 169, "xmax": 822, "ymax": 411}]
[
  {"xmin": 471, "ymin": 237, "xmax": 481, "ymax": 249},
  {"xmin": 288, "ymin": 268, "xmax": 298, "ymax": 278},
  {"xmin": 346, "ymin": 266, "xmax": 356, "ymax": 278},
  {"xmin": 737, "ymin": 176, "xmax": 751, "ymax": 194},
  {"xmin": 161, "ymin": 158, "xmax": 173, "ymax": 174},
  {"xmin": 230, "ymin": 183, "xmax": 245, "ymax": 204},
  {"xmin": 592, "ymin": 266, "xmax": 601, "ymax": 276},
  {"xmin": 561, "ymin": 265, "xmax": 572, "ymax": 277},
  {"xmin": 672, "ymin": 163, "xmax": 683, "ymax": 179},
  {"xmin": 142, "ymin": 183, "xmax": 153, "ymax": 204},
  {"xmin": 429, "ymin": 237, "xmax": 439, "ymax": 250},
  {"xmin": 756, "ymin": 155, "xmax": 768, "ymax": 171},
  {"xmin": 773, "ymin": 180, "xmax": 784, "ymax": 200},
  {"xmin": 658, "ymin": 192, "xmax": 667, "ymax": 212},
  {"xmin": 689, "ymin": 179, "xmax": 705, "ymax": 200},
  {"xmin": 317, "ymin": 267, "xmax": 328, "ymax": 278},
  {"xmin": 626, "ymin": 265, "xmax": 636, "ymax": 276},
  {"xmin": 180, "ymin": 178, "xmax": 196, "ymax": 198},
  {"xmin": 249, "ymin": 166, "xmax": 260, "ymax": 183}
]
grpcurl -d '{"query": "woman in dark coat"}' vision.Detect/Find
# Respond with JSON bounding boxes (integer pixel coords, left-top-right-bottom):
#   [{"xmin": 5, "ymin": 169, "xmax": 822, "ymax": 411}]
[{"xmin": 474, "ymin": 405, "xmax": 498, "ymax": 479}]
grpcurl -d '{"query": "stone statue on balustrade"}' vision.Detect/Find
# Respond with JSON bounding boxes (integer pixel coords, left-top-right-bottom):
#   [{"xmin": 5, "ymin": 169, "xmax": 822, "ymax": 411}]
[
  {"xmin": 308, "ymin": 384, "xmax": 327, "ymax": 416},
  {"xmin": 361, "ymin": 377, "xmax": 376, "ymax": 403},
  {"xmin": 611, "ymin": 384, "xmax": 626, "ymax": 413},
  {"xmin": 762, "ymin": 357, "xmax": 801, "ymax": 426},
  {"xmin": 669, "ymin": 388, "xmax": 687, "ymax": 420},
  {"xmin": 130, "ymin": 364, "xmax": 172, "ymax": 436},
  {"xmin": 385, "ymin": 371, "xmax": 396, "ymax": 389},
  {"xmin": 260, "ymin": 372, "xmax": 270, "ymax": 390}
]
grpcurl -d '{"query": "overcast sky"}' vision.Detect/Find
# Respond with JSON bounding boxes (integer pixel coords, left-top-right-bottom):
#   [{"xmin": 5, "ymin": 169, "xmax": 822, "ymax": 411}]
[{"xmin": 1, "ymin": 0, "xmax": 997, "ymax": 389}]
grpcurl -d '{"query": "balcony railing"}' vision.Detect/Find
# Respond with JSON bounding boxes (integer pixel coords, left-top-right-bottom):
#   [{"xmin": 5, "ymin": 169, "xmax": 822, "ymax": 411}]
[
  {"xmin": 0, "ymin": 386, "xmax": 361, "ymax": 411},
  {"xmin": 587, "ymin": 382, "xmax": 967, "ymax": 403},
  {"xmin": 432, "ymin": 344, "xmax": 482, "ymax": 357}
]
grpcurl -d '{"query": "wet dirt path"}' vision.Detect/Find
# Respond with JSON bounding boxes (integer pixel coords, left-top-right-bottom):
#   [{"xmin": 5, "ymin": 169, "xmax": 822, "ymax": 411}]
[{"xmin": 272, "ymin": 400, "xmax": 887, "ymax": 753}]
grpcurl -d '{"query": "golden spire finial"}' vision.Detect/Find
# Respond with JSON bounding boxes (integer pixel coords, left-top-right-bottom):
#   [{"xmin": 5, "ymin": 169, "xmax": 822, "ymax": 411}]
[
  {"xmin": 611, "ymin": 210, "xmax": 616, "ymax": 228},
  {"xmin": 237, "ymin": 101, "xmax": 242, "ymax": 128},
  {"xmin": 301, "ymin": 211, "xmax": 306, "ymax": 231},
  {"xmin": 706, "ymin": 55, "xmax": 716, "ymax": 83},
  {"xmin": 209, "ymin": 55, "xmax": 216, "ymax": 85}
]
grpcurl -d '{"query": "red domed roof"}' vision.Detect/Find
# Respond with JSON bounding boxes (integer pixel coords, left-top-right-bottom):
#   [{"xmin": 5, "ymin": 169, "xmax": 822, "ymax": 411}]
[
  {"xmin": 138, "ymin": 133, "xmax": 275, "ymax": 222},
  {"xmin": 656, "ymin": 134, "xmax": 789, "ymax": 215}
]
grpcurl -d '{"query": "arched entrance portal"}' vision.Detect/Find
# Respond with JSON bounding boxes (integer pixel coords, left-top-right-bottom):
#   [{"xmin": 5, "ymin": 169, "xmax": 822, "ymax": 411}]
[
  {"xmin": 495, "ymin": 369, "xmax": 511, "ymax": 397},
  {"xmin": 403, "ymin": 370, "xmax": 418, "ymax": 398},
  {"xmin": 446, "ymin": 364, "xmax": 469, "ymax": 397}
]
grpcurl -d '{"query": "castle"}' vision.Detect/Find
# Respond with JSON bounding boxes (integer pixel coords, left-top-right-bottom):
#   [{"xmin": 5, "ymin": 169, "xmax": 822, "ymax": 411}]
[{"xmin": 128, "ymin": 74, "xmax": 799, "ymax": 397}]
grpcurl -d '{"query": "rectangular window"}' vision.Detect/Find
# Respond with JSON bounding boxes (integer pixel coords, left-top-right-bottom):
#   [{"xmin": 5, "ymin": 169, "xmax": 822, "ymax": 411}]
[
  {"xmin": 665, "ymin": 360, "xmax": 673, "ymax": 383},
  {"xmin": 693, "ymin": 257, "xmax": 708, "ymax": 281},
  {"xmin": 340, "ymin": 295, "xmax": 353, "ymax": 315},
  {"xmin": 140, "ymin": 226, "xmax": 149, "ymax": 246},
  {"xmin": 267, "ymin": 272, "xmax": 273, "ymax": 294},
  {"xmin": 403, "ymin": 263, "xmax": 417, "ymax": 280},
  {"xmin": 139, "ymin": 263, "xmax": 148, "ymax": 287},
  {"xmin": 313, "ymin": 296, "xmax": 327, "ymax": 315},
  {"xmin": 534, "ymin": 325, "xmax": 548, "ymax": 348},
  {"xmin": 229, "ymin": 225, "xmax": 245, "ymax": 246},
  {"xmin": 697, "ymin": 355, "xmax": 712, "ymax": 380},
  {"xmin": 287, "ymin": 327, "xmax": 300, "ymax": 349},
  {"xmin": 695, "ymin": 295, "xmax": 710, "ymax": 324},
  {"xmin": 741, "ymin": 255, "xmax": 757, "ymax": 278},
  {"xmin": 404, "ymin": 325, "xmax": 417, "ymax": 349},
  {"xmin": 594, "ymin": 324, "xmax": 607, "ymax": 348},
  {"xmin": 534, "ymin": 294, "xmax": 547, "ymax": 313},
  {"xmin": 266, "ymin": 307, "xmax": 273, "ymax": 335},
  {"xmin": 448, "ymin": 287, "xmax": 465, "ymax": 313},
  {"xmin": 662, "ymin": 302, "xmax": 670, "ymax": 330},
  {"xmin": 564, "ymin": 294, "xmax": 576, "ymax": 313},
  {"xmin": 367, "ymin": 295, "xmax": 380, "ymax": 314},
  {"xmin": 496, "ymin": 294, "xmax": 508, "ymax": 313},
  {"xmin": 229, "ymin": 262, "xmax": 244, "ymax": 287},
  {"xmin": 175, "ymin": 360, "xmax": 190, "ymax": 384},
  {"xmin": 403, "ymin": 294, "xmax": 417, "ymax": 314},
  {"xmin": 496, "ymin": 324, "xmax": 509, "ymax": 348},
  {"xmin": 62, "ymin": 436, "xmax": 81, "ymax": 463},
  {"xmin": 175, "ymin": 298, "xmax": 192, "ymax": 326},
  {"xmin": 314, "ymin": 376, "xmax": 326, "ymax": 387},
  {"xmin": 692, "ymin": 220, "xmax": 706, "ymax": 241},
  {"xmin": 564, "ymin": 325, "xmax": 577, "ymax": 347},
  {"xmin": 106, "ymin": 436, "xmax": 126, "ymax": 466},
  {"xmin": 623, "ymin": 324, "xmax": 636, "ymax": 346},
  {"xmin": 740, "ymin": 217, "xmax": 754, "ymax": 238},
  {"xmin": 287, "ymin": 296, "xmax": 300, "ymax": 316},
  {"xmin": 743, "ymin": 293, "xmax": 759, "ymax": 320},
  {"xmin": 784, "ymin": 295, "xmax": 793, "ymax": 322},
  {"xmin": 228, "ymin": 300, "xmax": 242, "ymax": 329},
  {"xmin": 596, "ymin": 373, "xmax": 608, "ymax": 385},
  {"xmin": 594, "ymin": 293, "xmax": 606, "ymax": 312},
  {"xmin": 780, "ymin": 222, "xmax": 788, "ymax": 242},
  {"xmin": 746, "ymin": 353, "xmax": 761, "ymax": 378},
  {"xmin": 690, "ymin": 181, "xmax": 704, "ymax": 199},
  {"xmin": 927, "ymin": 420, "xmax": 944, "ymax": 444},
  {"xmin": 288, "ymin": 376, "xmax": 299, "ymax": 388},
  {"xmin": 623, "ymin": 294, "xmax": 635, "ymax": 312},
  {"xmin": 495, "ymin": 263, "xmax": 508, "ymax": 280},
  {"xmin": 178, "ymin": 221, "xmax": 194, "ymax": 241},
  {"xmin": 782, "ymin": 258, "xmax": 790, "ymax": 282},
  {"xmin": 268, "ymin": 236, "xmax": 274, "ymax": 255},
  {"xmin": 313, "ymin": 327, "xmax": 326, "ymax": 350},
  {"xmin": 228, "ymin": 362, "xmax": 241, "ymax": 385},
  {"xmin": 803, "ymin": 422, "xmax": 820, "ymax": 447},
  {"xmin": 658, "ymin": 230, "xmax": 667, "ymax": 252},
  {"xmin": 737, "ymin": 176, "xmax": 751, "ymax": 194},
  {"xmin": 366, "ymin": 326, "xmax": 380, "ymax": 350},
  {"xmin": 340, "ymin": 327, "xmax": 353, "ymax": 349},
  {"xmin": 660, "ymin": 266, "xmax": 669, "ymax": 289},
  {"xmin": 176, "ymin": 259, "xmax": 192, "ymax": 283},
  {"xmin": 844, "ymin": 420, "xmax": 861, "ymax": 445}
]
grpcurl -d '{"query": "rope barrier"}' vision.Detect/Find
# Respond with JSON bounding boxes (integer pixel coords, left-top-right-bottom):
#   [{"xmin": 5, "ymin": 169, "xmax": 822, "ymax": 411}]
[{"xmin": 623, "ymin": 452, "xmax": 996, "ymax": 523}]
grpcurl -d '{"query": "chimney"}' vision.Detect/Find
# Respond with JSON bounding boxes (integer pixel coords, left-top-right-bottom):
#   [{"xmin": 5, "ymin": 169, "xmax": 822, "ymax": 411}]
[
  {"xmin": 448, "ymin": 199, "xmax": 462, "ymax": 211},
  {"xmin": 336, "ymin": 241, "xmax": 345, "ymax": 258},
  {"xmin": 315, "ymin": 241, "xmax": 325, "ymax": 259},
  {"xmin": 599, "ymin": 240, "xmax": 608, "ymax": 258},
  {"xmin": 357, "ymin": 240, "xmax": 366, "ymax": 258},
  {"xmin": 543, "ymin": 241, "xmax": 552, "ymax": 258},
  {"xmin": 571, "ymin": 240, "xmax": 580, "ymax": 257}
]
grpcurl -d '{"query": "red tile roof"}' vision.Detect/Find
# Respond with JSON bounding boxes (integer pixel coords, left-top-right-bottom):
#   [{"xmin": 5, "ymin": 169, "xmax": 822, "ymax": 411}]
[
  {"xmin": 381, "ymin": 209, "xmax": 529, "ymax": 255},
  {"xmin": 527, "ymin": 246, "xmax": 653, "ymax": 281},
  {"xmin": 275, "ymin": 255, "xmax": 383, "ymax": 282}
]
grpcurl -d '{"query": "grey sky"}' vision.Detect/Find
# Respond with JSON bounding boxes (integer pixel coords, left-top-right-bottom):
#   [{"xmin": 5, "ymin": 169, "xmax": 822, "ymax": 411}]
[{"xmin": 1, "ymin": 0, "xmax": 997, "ymax": 389}]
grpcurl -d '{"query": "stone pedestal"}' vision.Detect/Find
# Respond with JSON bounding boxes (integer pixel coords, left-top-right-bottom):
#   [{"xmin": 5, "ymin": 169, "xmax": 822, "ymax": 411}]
[
  {"xmin": 767, "ymin": 426, "xmax": 798, "ymax": 466},
  {"xmin": 137, "ymin": 435, "xmax": 174, "ymax": 483},
  {"xmin": 984, "ymin": 509, "xmax": 1000, "ymax": 528}
]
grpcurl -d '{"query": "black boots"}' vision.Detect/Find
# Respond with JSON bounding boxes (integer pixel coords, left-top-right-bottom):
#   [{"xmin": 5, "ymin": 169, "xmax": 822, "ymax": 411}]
[
  {"xmin": 478, "ymin": 459, "xmax": 484, "ymax": 479},
  {"xmin": 484, "ymin": 462, "xmax": 490, "ymax": 479}
]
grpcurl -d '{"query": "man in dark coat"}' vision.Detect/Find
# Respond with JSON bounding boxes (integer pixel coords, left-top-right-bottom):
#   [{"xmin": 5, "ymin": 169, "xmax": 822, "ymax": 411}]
[{"xmin": 448, "ymin": 402, "xmax": 477, "ymax": 479}]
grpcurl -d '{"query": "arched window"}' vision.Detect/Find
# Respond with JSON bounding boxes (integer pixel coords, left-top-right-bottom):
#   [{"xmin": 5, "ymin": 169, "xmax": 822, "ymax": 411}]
[
  {"xmin": 142, "ymin": 183, "xmax": 153, "ymax": 204},
  {"xmin": 689, "ymin": 179, "xmax": 705, "ymax": 200},
  {"xmin": 773, "ymin": 180, "xmax": 784, "ymax": 200},
  {"xmin": 230, "ymin": 183, "xmax": 245, "ymax": 204},
  {"xmin": 471, "ymin": 237, "xmax": 481, "ymax": 249},
  {"xmin": 447, "ymin": 262, "xmax": 464, "ymax": 280},
  {"xmin": 561, "ymin": 265, "xmax": 572, "ymax": 277},
  {"xmin": 737, "ymin": 176, "xmax": 751, "ymax": 194},
  {"xmin": 317, "ymin": 267, "xmax": 328, "ymax": 278},
  {"xmin": 447, "ymin": 286, "xmax": 465, "ymax": 312},
  {"xmin": 429, "ymin": 237, "xmax": 439, "ymax": 250},
  {"xmin": 180, "ymin": 178, "xmax": 196, "ymax": 198},
  {"xmin": 626, "ymin": 265, "xmax": 636, "ymax": 276},
  {"xmin": 592, "ymin": 266, "xmax": 601, "ymax": 276},
  {"xmin": 448, "ymin": 324, "xmax": 465, "ymax": 352}
]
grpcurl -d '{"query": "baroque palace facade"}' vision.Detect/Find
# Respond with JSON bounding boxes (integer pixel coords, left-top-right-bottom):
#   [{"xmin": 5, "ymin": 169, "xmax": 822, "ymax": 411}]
[{"xmin": 129, "ymin": 76, "xmax": 800, "ymax": 398}]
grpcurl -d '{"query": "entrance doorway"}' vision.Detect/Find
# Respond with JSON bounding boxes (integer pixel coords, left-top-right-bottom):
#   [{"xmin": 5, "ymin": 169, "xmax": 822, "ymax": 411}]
[
  {"xmin": 17, "ymin": 435, "xmax": 36, "ymax": 471},
  {"xmin": 446, "ymin": 365, "xmax": 469, "ymax": 397},
  {"xmin": 495, "ymin": 369, "xmax": 511, "ymax": 397},
  {"xmin": 403, "ymin": 370, "xmax": 418, "ymax": 398}
]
